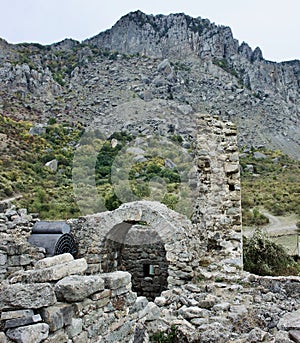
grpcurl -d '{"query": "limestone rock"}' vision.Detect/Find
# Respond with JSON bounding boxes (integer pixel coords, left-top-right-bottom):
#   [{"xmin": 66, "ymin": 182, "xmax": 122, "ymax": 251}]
[
  {"xmin": 41, "ymin": 303, "xmax": 73, "ymax": 332},
  {"xmin": 34, "ymin": 253, "xmax": 74, "ymax": 269},
  {"xmin": 253, "ymin": 151, "xmax": 267, "ymax": 159},
  {"xmin": 139, "ymin": 302, "xmax": 160, "ymax": 321},
  {"xmin": 9, "ymin": 258, "xmax": 87, "ymax": 283},
  {"xmin": 0, "ymin": 283, "xmax": 56, "ymax": 309},
  {"xmin": 1, "ymin": 309, "xmax": 34, "ymax": 321},
  {"xmin": 43, "ymin": 329, "xmax": 69, "ymax": 343},
  {"xmin": 45, "ymin": 159, "xmax": 58, "ymax": 172},
  {"xmin": 6, "ymin": 323, "xmax": 49, "ymax": 343},
  {"xmin": 179, "ymin": 306, "xmax": 209, "ymax": 319},
  {"xmin": 275, "ymin": 331, "xmax": 295, "ymax": 343},
  {"xmin": 0, "ymin": 332, "xmax": 7, "ymax": 343},
  {"xmin": 4, "ymin": 314, "xmax": 42, "ymax": 330},
  {"xmin": 101, "ymin": 271, "xmax": 131, "ymax": 289},
  {"xmin": 54, "ymin": 275, "xmax": 105, "ymax": 302},
  {"xmin": 289, "ymin": 331, "xmax": 300, "ymax": 343},
  {"xmin": 278, "ymin": 310, "xmax": 300, "ymax": 331},
  {"xmin": 247, "ymin": 327, "xmax": 268, "ymax": 342},
  {"xmin": 66, "ymin": 318, "xmax": 83, "ymax": 338},
  {"xmin": 28, "ymin": 124, "xmax": 46, "ymax": 136}
]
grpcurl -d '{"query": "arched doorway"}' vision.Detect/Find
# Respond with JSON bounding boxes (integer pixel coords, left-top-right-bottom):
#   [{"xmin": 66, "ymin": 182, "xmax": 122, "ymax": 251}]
[{"xmin": 103, "ymin": 221, "xmax": 169, "ymax": 301}]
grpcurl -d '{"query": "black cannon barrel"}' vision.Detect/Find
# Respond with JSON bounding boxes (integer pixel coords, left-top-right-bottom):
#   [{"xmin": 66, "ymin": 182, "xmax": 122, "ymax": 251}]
[{"xmin": 32, "ymin": 221, "xmax": 70, "ymax": 234}]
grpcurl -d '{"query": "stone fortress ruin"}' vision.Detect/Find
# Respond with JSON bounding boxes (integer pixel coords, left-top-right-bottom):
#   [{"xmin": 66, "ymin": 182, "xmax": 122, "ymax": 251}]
[{"xmin": 0, "ymin": 114, "xmax": 299, "ymax": 343}]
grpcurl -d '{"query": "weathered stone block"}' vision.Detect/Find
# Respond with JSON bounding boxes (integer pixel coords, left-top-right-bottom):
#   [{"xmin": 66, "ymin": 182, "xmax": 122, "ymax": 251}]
[
  {"xmin": 278, "ymin": 310, "xmax": 300, "ymax": 331},
  {"xmin": 90, "ymin": 289, "xmax": 111, "ymax": 301},
  {"xmin": 101, "ymin": 271, "xmax": 131, "ymax": 289},
  {"xmin": 41, "ymin": 303, "xmax": 73, "ymax": 332},
  {"xmin": 274, "ymin": 330, "xmax": 292, "ymax": 343},
  {"xmin": 10, "ymin": 258, "xmax": 87, "ymax": 283},
  {"xmin": 6, "ymin": 323, "xmax": 49, "ymax": 343},
  {"xmin": 43, "ymin": 329, "xmax": 69, "ymax": 343},
  {"xmin": 0, "ymin": 283, "xmax": 56, "ymax": 309},
  {"xmin": 139, "ymin": 302, "xmax": 160, "ymax": 321},
  {"xmin": 103, "ymin": 320, "xmax": 134, "ymax": 342},
  {"xmin": 72, "ymin": 331, "xmax": 88, "ymax": 343},
  {"xmin": 179, "ymin": 306, "xmax": 210, "ymax": 319},
  {"xmin": 0, "ymin": 332, "xmax": 7, "ymax": 343},
  {"xmin": 93, "ymin": 296, "xmax": 110, "ymax": 309},
  {"xmin": 0, "ymin": 253, "xmax": 7, "ymax": 266},
  {"xmin": 289, "ymin": 330, "xmax": 300, "ymax": 343},
  {"xmin": 54, "ymin": 275, "xmax": 104, "ymax": 302},
  {"xmin": 4, "ymin": 314, "xmax": 42, "ymax": 329},
  {"xmin": 198, "ymin": 294, "xmax": 218, "ymax": 309},
  {"xmin": 34, "ymin": 253, "xmax": 73, "ymax": 269},
  {"xmin": 111, "ymin": 283, "xmax": 132, "ymax": 297},
  {"xmin": 66, "ymin": 318, "xmax": 83, "ymax": 338},
  {"xmin": 7, "ymin": 255, "xmax": 21, "ymax": 267},
  {"xmin": 1, "ymin": 309, "xmax": 34, "ymax": 321}
]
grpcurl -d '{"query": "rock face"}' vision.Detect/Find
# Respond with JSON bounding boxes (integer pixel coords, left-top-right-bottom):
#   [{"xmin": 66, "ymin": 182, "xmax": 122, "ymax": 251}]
[
  {"xmin": 87, "ymin": 11, "xmax": 240, "ymax": 60},
  {"xmin": 0, "ymin": 11, "xmax": 299, "ymax": 158}
]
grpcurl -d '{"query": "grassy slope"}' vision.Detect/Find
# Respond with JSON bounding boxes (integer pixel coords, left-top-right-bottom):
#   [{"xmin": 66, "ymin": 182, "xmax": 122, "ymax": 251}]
[
  {"xmin": 1, "ymin": 114, "xmax": 299, "ymax": 225},
  {"xmin": 240, "ymin": 149, "xmax": 300, "ymax": 226}
]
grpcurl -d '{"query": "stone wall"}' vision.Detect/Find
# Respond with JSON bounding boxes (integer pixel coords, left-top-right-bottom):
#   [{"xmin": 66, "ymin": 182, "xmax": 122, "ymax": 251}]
[
  {"xmin": 1, "ymin": 252, "xmax": 300, "ymax": 343},
  {"xmin": 193, "ymin": 113, "xmax": 242, "ymax": 274},
  {"xmin": 69, "ymin": 201, "xmax": 200, "ymax": 295},
  {"xmin": 1, "ymin": 113, "xmax": 300, "ymax": 342},
  {"xmin": 104, "ymin": 226, "xmax": 169, "ymax": 300},
  {"xmin": 0, "ymin": 253, "xmax": 152, "ymax": 343},
  {"xmin": 0, "ymin": 201, "xmax": 45, "ymax": 282}
]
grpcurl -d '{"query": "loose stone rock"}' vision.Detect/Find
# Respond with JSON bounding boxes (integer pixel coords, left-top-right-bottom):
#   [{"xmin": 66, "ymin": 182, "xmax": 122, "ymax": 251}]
[{"xmin": 6, "ymin": 323, "xmax": 49, "ymax": 343}]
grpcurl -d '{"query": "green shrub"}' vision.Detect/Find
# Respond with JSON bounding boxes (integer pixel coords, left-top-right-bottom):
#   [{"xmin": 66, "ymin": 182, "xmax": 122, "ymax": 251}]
[
  {"xmin": 243, "ymin": 229, "xmax": 300, "ymax": 276},
  {"xmin": 150, "ymin": 326, "xmax": 179, "ymax": 343},
  {"xmin": 242, "ymin": 208, "xmax": 269, "ymax": 227}
]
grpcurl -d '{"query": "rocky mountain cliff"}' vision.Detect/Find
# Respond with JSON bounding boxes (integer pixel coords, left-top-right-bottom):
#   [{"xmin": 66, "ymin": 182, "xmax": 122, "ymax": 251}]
[{"xmin": 0, "ymin": 11, "xmax": 299, "ymax": 157}]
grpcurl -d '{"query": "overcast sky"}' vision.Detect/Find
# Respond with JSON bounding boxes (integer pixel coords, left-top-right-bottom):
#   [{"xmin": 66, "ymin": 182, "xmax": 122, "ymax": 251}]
[{"xmin": 0, "ymin": 0, "xmax": 299, "ymax": 62}]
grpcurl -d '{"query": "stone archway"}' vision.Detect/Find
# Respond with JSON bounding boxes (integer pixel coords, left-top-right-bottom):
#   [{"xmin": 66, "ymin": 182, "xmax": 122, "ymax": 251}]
[{"xmin": 70, "ymin": 201, "xmax": 199, "ymax": 298}]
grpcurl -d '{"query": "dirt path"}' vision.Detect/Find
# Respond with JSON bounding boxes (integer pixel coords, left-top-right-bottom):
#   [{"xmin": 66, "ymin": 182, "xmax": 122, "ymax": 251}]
[
  {"xmin": 243, "ymin": 211, "xmax": 299, "ymax": 255},
  {"xmin": 243, "ymin": 210, "xmax": 299, "ymax": 237},
  {"xmin": 261, "ymin": 211, "xmax": 299, "ymax": 237},
  {"xmin": 0, "ymin": 195, "xmax": 22, "ymax": 204}
]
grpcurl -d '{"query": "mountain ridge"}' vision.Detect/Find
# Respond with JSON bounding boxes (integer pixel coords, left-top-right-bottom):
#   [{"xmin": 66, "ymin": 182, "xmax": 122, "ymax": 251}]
[{"xmin": 0, "ymin": 10, "xmax": 299, "ymax": 158}]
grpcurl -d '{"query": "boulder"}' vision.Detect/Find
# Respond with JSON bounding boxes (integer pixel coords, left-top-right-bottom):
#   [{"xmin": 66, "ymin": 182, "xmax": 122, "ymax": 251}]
[{"xmin": 45, "ymin": 159, "xmax": 58, "ymax": 172}]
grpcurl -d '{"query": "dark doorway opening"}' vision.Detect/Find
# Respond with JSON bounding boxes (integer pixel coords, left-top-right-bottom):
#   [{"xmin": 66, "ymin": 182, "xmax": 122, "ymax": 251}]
[{"xmin": 104, "ymin": 221, "xmax": 169, "ymax": 300}]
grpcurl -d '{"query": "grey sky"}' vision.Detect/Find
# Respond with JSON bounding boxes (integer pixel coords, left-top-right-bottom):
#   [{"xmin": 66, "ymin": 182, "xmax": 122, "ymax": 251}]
[{"xmin": 0, "ymin": 0, "xmax": 299, "ymax": 62}]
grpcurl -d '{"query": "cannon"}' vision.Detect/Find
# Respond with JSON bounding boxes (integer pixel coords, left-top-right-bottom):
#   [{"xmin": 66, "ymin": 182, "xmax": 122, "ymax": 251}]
[{"xmin": 28, "ymin": 221, "xmax": 77, "ymax": 257}]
